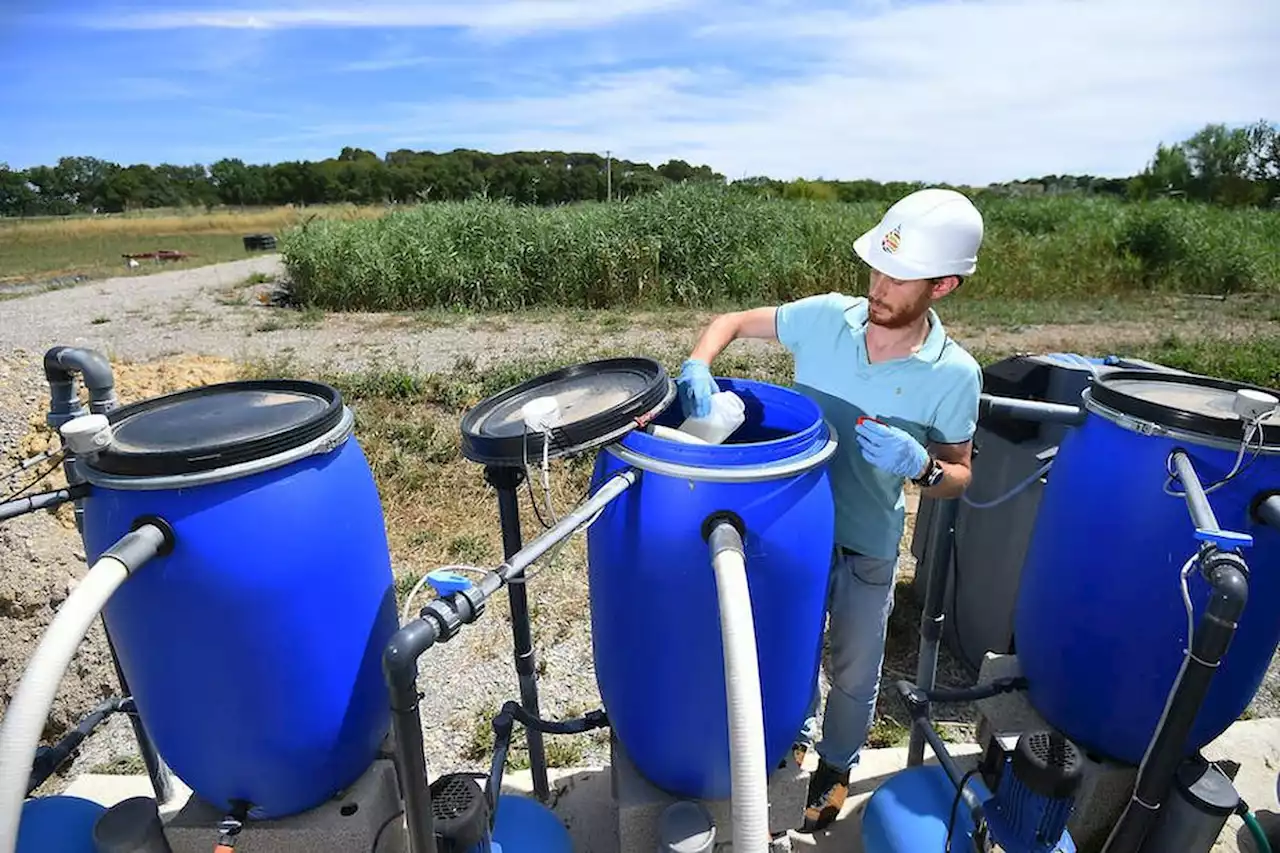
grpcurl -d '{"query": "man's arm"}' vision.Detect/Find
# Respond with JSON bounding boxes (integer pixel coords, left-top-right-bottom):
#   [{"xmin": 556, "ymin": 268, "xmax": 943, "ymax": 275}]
[
  {"xmin": 689, "ymin": 306, "xmax": 780, "ymax": 364},
  {"xmin": 921, "ymin": 440, "xmax": 973, "ymax": 499}
]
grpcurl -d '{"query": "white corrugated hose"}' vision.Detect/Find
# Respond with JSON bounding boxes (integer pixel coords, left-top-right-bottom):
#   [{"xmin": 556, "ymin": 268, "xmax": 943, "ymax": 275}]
[
  {"xmin": 0, "ymin": 552, "xmax": 133, "ymax": 853},
  {"xmin": 710, "ymin": 526, "xmax": 770, "ymax": 853}
]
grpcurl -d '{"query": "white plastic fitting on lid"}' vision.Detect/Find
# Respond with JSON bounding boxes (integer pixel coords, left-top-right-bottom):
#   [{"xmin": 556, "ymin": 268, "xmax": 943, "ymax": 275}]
[
  {"xmin": 521, "ymin": 396, "xmax": 562, "ymax": 433},
  {"xmin": 59, "ymin": 414, "xmax": 113, "ymax": 456},
  {"xmin": 1233, "ymin": 389, "xmax": 1279, "ymax": 421}
]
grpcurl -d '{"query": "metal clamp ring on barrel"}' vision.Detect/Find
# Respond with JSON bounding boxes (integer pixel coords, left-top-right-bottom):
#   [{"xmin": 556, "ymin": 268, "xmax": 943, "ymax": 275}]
[
  {"xmin": 77, "ymin": 406, "xmax": 357, "ymax": 490},
  {"xmin": 603, "ymin": 425, "xmax": 839, "ymax": 483},
  {"xmin": 1085, "ymin": 390, "xmax": 1280, "ymax": 455}
]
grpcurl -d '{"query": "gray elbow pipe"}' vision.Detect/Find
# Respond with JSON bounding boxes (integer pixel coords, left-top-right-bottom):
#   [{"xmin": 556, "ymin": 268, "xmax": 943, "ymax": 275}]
[
  {"xmin": 44, "ymin": 346, "xmax": 118, "ymax": 417},
  {"xmin": 383, "ymin": 618, "xmax": 441, "ymax": 853}
]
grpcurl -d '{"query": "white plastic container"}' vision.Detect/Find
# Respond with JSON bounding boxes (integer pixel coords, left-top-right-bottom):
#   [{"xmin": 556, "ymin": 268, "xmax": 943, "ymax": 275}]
[{"xmin": 678, "ymin": 391, "xmax": 747, "ymax": 445}]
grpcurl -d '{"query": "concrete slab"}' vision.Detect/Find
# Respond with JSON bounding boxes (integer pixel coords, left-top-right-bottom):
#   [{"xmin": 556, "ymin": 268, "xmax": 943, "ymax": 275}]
[
  {"xmin": 1201, "ymin": 717, "xmax": 1280, "ymax": 853},
  {"xmin": 607, "ymin": 733, "xmax": 809, "ymax": 852},
  {"xmin": 49, "ymin": 717, "xmax": 1280, "ymax": 853},
  {"xmin": 64, "ymin": 760, "xmax": 405, "ymax": 853}
]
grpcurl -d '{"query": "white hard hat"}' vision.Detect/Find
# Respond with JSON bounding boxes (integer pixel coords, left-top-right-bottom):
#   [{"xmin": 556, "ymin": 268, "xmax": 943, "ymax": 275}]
[{"xmin": 853, "ymin": 188, "xmax": 984, "ymax": 280}]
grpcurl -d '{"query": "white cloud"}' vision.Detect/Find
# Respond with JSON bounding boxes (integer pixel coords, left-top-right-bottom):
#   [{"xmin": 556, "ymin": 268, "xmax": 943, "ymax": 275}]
[
  {"xmin": 73, "ymin": 0, "xmax": 690, "ymax": 35},
  {"xmin": 280, "ymin": 0, "xmax": 1276, "ymax": 183},
  {"xmin": 41, "ymin": 0, "xmax": 1277, "ymax": 182}
]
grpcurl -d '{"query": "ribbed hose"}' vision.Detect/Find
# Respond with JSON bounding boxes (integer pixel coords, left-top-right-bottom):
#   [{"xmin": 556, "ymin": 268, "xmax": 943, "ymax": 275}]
[
  {"xmin": 0, "ymin": 522, "xmax": 169, "ymax": 853},
  {"xmin": 0, "ymin": 553, "xmax": 131, "ymax": 853},
  {"xmin": 708, "ymin": 519, "xmax": 769, "ymax": 853},
  {"xmin": 1241, "ymin": 806, "xmax": 1273, "ymax": 853}
]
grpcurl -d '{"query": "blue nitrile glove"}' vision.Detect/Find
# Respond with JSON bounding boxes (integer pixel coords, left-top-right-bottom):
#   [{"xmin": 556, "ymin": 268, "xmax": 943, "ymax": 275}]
[
  {"xmin": 855, "ymin": 418, "xmax": 930, "ymax": 480},
  {"xmin": 677, "ymin": 358, "xmax": 718, "ymax": 418}
]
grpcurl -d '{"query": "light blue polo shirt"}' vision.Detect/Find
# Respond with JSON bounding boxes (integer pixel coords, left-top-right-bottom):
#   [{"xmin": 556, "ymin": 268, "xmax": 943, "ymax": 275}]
[{"xmin": 775, "ymin": 292, "xmax": 982, "ymax": 560}]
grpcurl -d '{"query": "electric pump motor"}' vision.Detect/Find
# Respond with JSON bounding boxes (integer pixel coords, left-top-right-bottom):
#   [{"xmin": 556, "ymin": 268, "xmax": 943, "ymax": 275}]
[
  {"xmin": 430, "ymin": 773, "xmax": 493, "ymax": 853},
  {"xmin": 982, "ymin": 730, "xmax": 1084, "ymax": 853}
]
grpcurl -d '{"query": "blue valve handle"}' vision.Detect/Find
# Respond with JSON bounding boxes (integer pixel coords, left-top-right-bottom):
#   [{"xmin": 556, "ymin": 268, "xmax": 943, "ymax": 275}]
[
  {"xmin": 425, "ymin": 569, "xmax": 474, "ymax": 595},
  {"xmin": 1195, "ymin": 527, "xmax": 1254, "ymax": 550}
]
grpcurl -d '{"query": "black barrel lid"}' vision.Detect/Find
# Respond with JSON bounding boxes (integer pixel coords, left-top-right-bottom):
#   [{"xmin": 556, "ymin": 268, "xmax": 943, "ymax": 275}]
[
  {"xmin": 1089, "ymin": 370, "xmax": 1280, "ymax": 445},
  {"xmin": 459, "ymin": 357, "xmax": 672, "ymax": 467},
  {"xmin": 87, "ymin": 380, "xmax": 345, "ymax": 477}
]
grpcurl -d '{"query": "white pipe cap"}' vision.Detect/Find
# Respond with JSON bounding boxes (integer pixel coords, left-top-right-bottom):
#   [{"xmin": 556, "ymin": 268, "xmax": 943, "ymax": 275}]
[
  {"xmin": 521, "ymin": 396, "xmax": 562, "ymax": 433},
  {"xmin": 1234, "ymin": 389, "xmax": 1279, "ymax": 421},
  {"xmin": 60, "ymin": 414, "xmax": 113, "ymax": 455}
]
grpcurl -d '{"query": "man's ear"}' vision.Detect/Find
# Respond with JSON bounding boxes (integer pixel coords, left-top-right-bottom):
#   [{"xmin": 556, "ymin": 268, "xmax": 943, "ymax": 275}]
[{"xmin": 930, "ymin": 275, "xmax": 962, "ymax": 299}]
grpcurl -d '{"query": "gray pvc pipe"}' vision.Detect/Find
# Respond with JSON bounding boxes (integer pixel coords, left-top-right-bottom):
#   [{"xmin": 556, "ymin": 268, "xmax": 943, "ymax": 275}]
[
  {"xmin": 908, "ymin": 496, "xmax": 960, "ymax": 768},
  {"xmin": 497, "ymin": 469, "xmax": 638, "ymax": 582},
  {"xmin": 978, "ymin": 393, "xmax": 1087, "ymax": 426},
  {"xmin": 43, "ymin": 346, "xmax": 118, "ymax": 417},
  {"xmin": 1169, "ymin": 451, "xmax": 1220, "ymax": 534}
]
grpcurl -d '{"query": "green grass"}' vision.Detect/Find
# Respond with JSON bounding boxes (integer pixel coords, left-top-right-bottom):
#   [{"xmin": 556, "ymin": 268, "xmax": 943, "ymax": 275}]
[
  {"xmin": 0, "ymin": 204, "xmax": 385, "ymax": 286},
  {"xmin": 279, "ymin": 185, "xmax": 1280, "ymax": 311},
  {"xmin": 1128, "ymin": 333, "xmax": 1280, "ymax": 387},
  {"xmin": 0, "ymin": 231, "xmax": 261, "ymax": 286}
]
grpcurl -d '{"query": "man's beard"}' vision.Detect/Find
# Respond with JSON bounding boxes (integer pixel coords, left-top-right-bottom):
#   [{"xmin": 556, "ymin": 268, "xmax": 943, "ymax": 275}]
[{"xmin": 868, "ymin": 299, "xmax": 921, "ymax": 329}]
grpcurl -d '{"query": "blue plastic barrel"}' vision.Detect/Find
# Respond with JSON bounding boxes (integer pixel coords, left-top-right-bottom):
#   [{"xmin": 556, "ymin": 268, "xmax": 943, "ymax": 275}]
[
  {"xmin": 16, "ymin": 795, "xmax": 105, "ymax": 853},
  {"xmin": 78, "ymin": 381, "xmax": 398, "ymax": 819},
  {"xmin": 587, "ymin": 377, "xmax": 837, "ymax": 799},
  {"xmin": 1014, "ymin": 370, "xmax": 1280, "ymax": 765},
  {"xmin": 490, "ymin": 794, "xmax": 573, "ymax": 852},
  {"xmin": 862, "ymin": 765, "xmax": 979, "ymax": 853}
]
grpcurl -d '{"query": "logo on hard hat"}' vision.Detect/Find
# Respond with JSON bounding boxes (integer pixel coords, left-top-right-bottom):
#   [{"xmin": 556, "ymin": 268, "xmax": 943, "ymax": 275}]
[{"xmin": 881, "ymin": 224, "xmax": 901, "ymax": 254}]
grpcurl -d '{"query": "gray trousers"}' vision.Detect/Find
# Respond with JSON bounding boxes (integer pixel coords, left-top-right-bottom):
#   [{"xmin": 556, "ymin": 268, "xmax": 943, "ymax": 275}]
[{"xmin": 797, "ymin": 547, "xmax": 900, "ymax": 772}]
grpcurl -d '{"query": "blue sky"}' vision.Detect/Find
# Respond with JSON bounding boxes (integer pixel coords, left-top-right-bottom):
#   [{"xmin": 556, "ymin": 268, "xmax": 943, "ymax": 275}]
[{"xmin": 2, "ymin": 0, "xmax": 1277, "ymax": 184}]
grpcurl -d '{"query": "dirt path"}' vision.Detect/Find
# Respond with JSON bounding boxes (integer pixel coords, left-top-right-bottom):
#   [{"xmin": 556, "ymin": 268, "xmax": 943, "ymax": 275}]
[
  {"xmin": 3, "ymin": 256, "xmax": 1278, "ymax": 797},
  {"xmin": 2, "ymin": 255, "xmax": 1273, "ymax": 376}
]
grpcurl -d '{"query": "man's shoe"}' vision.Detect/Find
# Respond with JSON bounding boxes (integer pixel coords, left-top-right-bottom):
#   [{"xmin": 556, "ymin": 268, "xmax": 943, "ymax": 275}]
[{"xmin": 800, "ymin": 759, "xmax": 850, "ymax": 833}]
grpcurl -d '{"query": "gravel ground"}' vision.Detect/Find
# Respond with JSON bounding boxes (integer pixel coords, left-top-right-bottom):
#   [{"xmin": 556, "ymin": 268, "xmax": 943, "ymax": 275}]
[{"xmin": 2, "ymin": 257, "xmax": 1277, "ymax": 798}]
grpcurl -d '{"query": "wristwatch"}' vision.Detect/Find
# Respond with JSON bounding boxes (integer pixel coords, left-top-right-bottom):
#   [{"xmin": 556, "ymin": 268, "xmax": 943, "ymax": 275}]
[{"xmin": 912, "ymin": 456, "xmax": 945, "ymax": 488}]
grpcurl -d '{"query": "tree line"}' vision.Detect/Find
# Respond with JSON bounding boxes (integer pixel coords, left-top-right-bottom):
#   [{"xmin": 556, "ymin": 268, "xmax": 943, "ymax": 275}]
[{"xmin": 1, "ymin": 121, "xmax": 1274, "ymax": 218}]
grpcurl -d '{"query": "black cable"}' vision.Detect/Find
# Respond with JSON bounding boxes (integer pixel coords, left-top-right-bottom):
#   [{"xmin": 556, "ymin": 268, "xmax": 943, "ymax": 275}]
[
  {"xmin": 369, "ymin": 808, "xmax": 404, "ymax": 853},
  {"xmin": 1, "ymin": 452, "xmax": 65, "ymax": 503},
  {"xmin": 945, "ymin": 767, "xmax": 980, "ymax": 853},
  {"xmin": 524, "ymin": 464, "xmax": 553, "ymax": 530},
  {"xmin": 520, "ymin": 425, "xmax": 555, "ymax": 530}
]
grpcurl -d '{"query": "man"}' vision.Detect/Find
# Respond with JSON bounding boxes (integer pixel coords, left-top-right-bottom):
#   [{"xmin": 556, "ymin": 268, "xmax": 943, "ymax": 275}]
[{"xmin": 676, "ymin": 187, "xmax": 985, "ymax": 833}]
